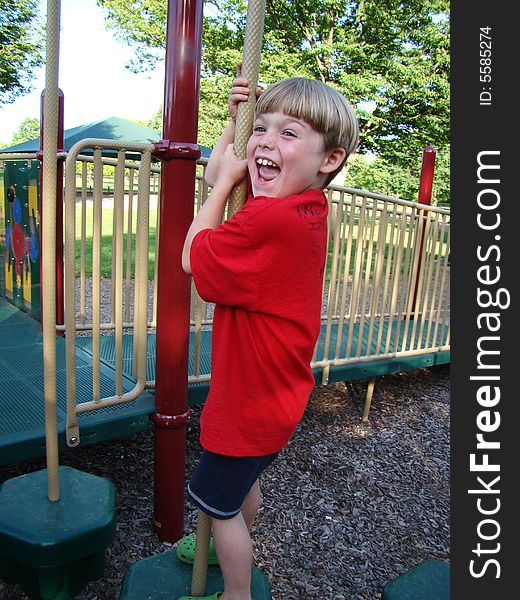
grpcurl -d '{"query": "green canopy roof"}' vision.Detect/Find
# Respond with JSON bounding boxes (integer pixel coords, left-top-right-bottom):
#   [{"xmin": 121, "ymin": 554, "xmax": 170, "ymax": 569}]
[{"xmin": 0, "ymin": 116, "xmax": 211, "ymax": 159}]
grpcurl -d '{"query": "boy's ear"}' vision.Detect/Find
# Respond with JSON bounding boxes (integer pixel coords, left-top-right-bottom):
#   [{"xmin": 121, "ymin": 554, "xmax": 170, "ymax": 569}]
[{"xmin": 319, "ymin": 147, "xmax": 347, "ymax": 174}]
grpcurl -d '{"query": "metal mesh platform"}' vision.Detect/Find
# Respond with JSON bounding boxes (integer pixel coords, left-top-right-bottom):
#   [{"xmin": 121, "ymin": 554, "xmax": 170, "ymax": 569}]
[
  {"xmin": 0, "ymin": 298, "xmax": 449, "ymax": 466},
  {"xmin": 0, "ymin": 300, "xmax": 155, "ymax": 466}
]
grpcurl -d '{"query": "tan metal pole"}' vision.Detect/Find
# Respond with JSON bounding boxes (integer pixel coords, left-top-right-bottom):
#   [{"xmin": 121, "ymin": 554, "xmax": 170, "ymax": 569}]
[
  {"xmin": 191, "ymin": 0, "xmax": 266, "ymax": 594},
  {"xmin": 227, "ymin": 0, "xmax": 266, "ymax": 216},
  {"xmin": 41, "ymin": 0, "xmax": 62, "ymax": 502}
]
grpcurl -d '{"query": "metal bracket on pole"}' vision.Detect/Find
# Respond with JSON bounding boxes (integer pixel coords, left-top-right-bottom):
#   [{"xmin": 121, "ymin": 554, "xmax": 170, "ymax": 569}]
[{"xmin": 153, "ymin": 140, "xmax": 201, "ymax": 161}]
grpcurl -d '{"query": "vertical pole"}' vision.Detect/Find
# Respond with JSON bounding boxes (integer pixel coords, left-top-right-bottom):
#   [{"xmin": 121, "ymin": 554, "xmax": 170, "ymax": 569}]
[
  {"xmin": 152, "ymin": 0, "xmax": 204, "ymax": 543},
  {"xmin": 191, "ymin": 2, "xmax": 266, "ymax": 589},
  {"xmin": 227, "ymin": 0, "xmax": 266, "ymax": 216},
  {"xmin": 362, "ymin": 377, "xmax": 376, "ymax": 422},
  {"xmin": 39, "ymin": 89, "xmax": 65, "ymax": 329},
  {"xmin": 417, "ymin": 146, "xmax": 436, "ymax": 206},
  {"xmin": 411, "ymin": 146, "xmax": 436, "ymax": 315},
  {"xmin": 41, "ymin": 0, "xmax": 61, "ymax": 502}
]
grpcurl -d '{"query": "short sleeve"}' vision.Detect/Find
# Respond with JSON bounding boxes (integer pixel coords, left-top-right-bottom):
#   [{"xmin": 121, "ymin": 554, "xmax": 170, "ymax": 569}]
[{"xmin": 190, "ymin": 217, "xmax": 258, "ymax": 309}]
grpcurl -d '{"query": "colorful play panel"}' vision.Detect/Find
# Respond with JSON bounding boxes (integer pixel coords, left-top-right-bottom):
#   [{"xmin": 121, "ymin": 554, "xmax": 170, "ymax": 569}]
[{"xmin": 1, "ymin": 160, "xmax": 41, "ymax": 321}]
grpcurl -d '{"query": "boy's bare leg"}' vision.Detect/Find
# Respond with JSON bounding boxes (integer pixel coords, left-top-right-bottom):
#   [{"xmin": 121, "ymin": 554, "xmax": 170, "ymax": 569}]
[
  {"xmin": 212, "ymin": 513, "xmax": 253, "ymax": 600},
  {"xmin": 242, "ymin": 480, "xmax": 261, "ymax": 530},
  {"xmin": 210, "ymin": 482, "xmax": 261, "ymax": 599}
]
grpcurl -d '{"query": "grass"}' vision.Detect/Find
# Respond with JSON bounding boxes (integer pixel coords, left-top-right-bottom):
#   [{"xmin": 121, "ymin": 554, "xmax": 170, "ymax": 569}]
[{"xmin": 75, "ymin": 203, "xmax": 157, "ymax": 279}]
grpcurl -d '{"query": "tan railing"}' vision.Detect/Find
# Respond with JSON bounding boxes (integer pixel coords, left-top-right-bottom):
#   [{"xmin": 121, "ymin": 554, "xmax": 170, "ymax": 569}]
[
  {"xmin": 316, "ymin": 185, "xmax": 450, "ymax": 384},
  {"xmin": 61, "ymin": 152, "xmax": 161, "ymax": 332},
  {"xmin": 63, "ymin": 139, "xmax": 155, "ymax": 446},
  {"xmin": 187, "ymin": 179, "xmax": 450, "ymax": 386}
]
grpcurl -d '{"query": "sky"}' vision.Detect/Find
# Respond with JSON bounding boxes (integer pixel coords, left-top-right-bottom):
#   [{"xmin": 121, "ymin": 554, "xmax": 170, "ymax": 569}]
[{"xmin": 0, "ymin": 0, "xmax": 167, "ymax": 145}]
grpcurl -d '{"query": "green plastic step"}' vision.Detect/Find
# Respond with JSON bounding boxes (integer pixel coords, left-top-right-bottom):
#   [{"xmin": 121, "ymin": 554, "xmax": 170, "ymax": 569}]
[
  {"xmin": 0, "ymin": 466, "xmax": 116, "ymax": 599},
  {"xmin": 382, "ymin": 559, "xmax": 450, "ymax": 600},
  {"xmin": 119, "ymin": 549, "xmax": 272, "ymax": 600}
]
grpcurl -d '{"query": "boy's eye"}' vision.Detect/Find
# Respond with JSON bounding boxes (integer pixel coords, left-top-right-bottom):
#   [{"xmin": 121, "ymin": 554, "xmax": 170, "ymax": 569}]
[
  {"xmin": 282, "ymin": 130, "xmax": 296, "ymax": 137},
  {"xmin": 253, "ymin": 125, "xmax": 266, "ymax": 133}
]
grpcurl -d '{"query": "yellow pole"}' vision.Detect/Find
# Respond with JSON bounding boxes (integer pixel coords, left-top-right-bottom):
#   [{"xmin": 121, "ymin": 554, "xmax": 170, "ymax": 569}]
[
  {"xmin": 42, "ymin": 0, "xmax": 62, "ymax": 501},
  {"xmin": 190, "ymin": 510, "xmax": 212, "ymax": 596},
  {"xmin": 227, "ymin": 0, "xmax": 266, "ymax": 217},
  {"xmin": 191, "ymin": 0, "xmax": 266, "ymax": 594}
]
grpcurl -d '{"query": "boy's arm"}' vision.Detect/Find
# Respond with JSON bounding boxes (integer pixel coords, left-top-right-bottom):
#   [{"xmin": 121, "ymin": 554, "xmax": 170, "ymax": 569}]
[{"xmin": 182, "ymin": 144, "xmax": 247, "ymax": 274}]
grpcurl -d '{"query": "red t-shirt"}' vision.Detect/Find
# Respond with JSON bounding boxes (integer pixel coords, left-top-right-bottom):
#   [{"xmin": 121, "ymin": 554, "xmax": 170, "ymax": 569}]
[{"xmin": 190, "ymin": 188, "xmax": 328, "ymax": 456}]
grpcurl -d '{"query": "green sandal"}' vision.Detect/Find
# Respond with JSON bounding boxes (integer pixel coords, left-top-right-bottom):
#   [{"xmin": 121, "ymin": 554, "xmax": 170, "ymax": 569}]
[{"xmin": 176, "ymin": 532, "xmax": 219, "ymax": 565}]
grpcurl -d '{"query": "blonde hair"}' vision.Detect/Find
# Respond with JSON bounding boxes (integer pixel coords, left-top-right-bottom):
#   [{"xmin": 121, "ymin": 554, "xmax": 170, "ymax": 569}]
[{"xmin": 255, "ymin": 77, "xmax": 359, "ymax": 184}]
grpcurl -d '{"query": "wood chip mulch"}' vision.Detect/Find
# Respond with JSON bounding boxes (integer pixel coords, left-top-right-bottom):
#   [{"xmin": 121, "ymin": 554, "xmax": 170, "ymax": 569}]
[{"xmin": 0, "ymin": 365, "xmax": 450, "ymax": 600}]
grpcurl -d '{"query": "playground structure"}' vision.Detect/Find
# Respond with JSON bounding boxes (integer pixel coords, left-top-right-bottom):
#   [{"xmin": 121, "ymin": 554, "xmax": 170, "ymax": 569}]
[
  {"xmin": 0, "ymin": 146, "xmax": 450, "ymax": 437},
  {"xmin": 0, "ymin": 146, "xmax": 450, "ymax": 456},
  {"xmin": 0, "ymin": 0, "xmax": 450, "ymax": 598},
  {"xmin": 0, "ymin": 143, "xmax": 450, "ymax": 599}
]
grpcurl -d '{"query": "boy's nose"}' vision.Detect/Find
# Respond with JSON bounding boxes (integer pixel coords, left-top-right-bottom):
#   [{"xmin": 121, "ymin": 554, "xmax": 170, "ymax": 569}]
[{"xmin": 258, "ymin": 136, "xmax": 274, "ymax": 149}]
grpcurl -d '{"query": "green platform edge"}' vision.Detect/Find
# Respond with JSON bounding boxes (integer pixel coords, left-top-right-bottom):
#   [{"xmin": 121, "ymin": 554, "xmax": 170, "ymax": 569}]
[
  {"xmin": 382, "ymin": 560, "xmax": 450, "ymax": 600},
  {"xmin": 119, "ymin": 549, "xmax": 271, "ymax": 600},
  {"xmin": 0, "ymin": 466, "xmax": 116, "ymax": 600}
]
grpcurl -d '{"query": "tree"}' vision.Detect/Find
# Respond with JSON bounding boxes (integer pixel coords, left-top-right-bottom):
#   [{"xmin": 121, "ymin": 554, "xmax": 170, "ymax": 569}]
[
  {"xmin": 347, "ymin": 145, "xmax": 450, "ymax": 205},
  {"xmin": 11, "ymin": 116, "xmax": 40, "ymax": 145},
  {"xmin": 202, "ymin": 0, "xmax": 450, "ymax": 169},
  {"xmin": 97, "ymin": 0, "xmax": 450, "ymax": 201},
  {"xmin": 0, "ymin": 0, "xmax": 44, "ymax": 105},
  {"xmin": 97, "ymin": 0, "xmax": 450, "ymax": 192},
  {"xmin": 147, "ymin": 105, "xmax": 163, "ymax": 131}
]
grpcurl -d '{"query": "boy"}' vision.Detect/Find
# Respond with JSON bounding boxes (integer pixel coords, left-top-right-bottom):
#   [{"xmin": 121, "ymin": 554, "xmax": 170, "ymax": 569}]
[{"xmin": 180, "ymin": 74, "xmax": 359, "ymax": 600}]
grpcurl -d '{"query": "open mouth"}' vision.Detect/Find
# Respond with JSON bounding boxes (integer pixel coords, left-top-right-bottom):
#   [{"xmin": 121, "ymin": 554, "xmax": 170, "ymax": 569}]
[{"xmin": 256, "ymin": 157, "xmax": 280, "ymax": 182}]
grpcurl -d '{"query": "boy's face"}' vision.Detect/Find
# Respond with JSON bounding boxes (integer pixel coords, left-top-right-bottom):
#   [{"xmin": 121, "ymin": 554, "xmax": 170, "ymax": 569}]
[{"xmin": 246, "ymin": 111, "xmax": 345, "ymax": 198}]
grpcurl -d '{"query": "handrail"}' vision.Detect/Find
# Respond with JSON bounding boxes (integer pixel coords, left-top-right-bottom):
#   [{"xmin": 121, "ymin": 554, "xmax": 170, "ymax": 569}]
[
  {"xmin": 186, "ymin": 180, "xmax": 450, "ymax": 386},
  {"xmin": 63, "ymin": 138, "xmax": 154, "ymax": 446}
]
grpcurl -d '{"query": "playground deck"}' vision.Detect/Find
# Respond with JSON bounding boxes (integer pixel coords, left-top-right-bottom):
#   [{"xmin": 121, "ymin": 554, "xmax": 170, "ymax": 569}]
[
  {"xmin": 0, "ymin": 299, "xmax": 154, "ymax": 466},
  {"xmin": 0, "ymin": 298, "xmax": 449, "ymax": 466}
]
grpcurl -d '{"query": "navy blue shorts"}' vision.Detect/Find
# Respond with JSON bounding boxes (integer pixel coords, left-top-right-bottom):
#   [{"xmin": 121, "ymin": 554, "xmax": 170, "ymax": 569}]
[{"xmin": 187, "ymin": 450, "xmax": 278, "ymax": 520}]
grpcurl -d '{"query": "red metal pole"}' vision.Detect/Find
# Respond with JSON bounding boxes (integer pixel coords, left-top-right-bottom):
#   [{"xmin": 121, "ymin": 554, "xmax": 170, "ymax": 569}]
[
  {"xmin": 417, "ymin": 146, "xmax": 436, "ymax": 206},
  {"xmin": 151, "ymin": 0, "xmax": 204, "ymax": 543},
  {"xmin": 39, "ymin": 88, "xmax": 65, "ymax": 328},
  {"xmin": 411, "ymin": 146, "xmax": 436, "ymax": 313}
]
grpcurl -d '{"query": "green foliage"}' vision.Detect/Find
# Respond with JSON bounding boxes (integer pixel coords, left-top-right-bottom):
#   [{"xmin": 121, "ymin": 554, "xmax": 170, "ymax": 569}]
[
  {"xmin": 200, "ymin": 0, "xmax": 450, "ymax": 169},
  {"xmin": 147, "ymin": 105, "xmax": 163, "ymax": 131},
  {"xmin": 346, "ymin": 145, "xmax": 450, "ymax": 205},
  {"xmin": 96, "ymin": 0, "xmax": 167, "ymax": 72},
  {"xmin": 0, "ymin": 0, "xmax": 44, "ymax": 105},
  {"xmin": 11, "ymin": 116, "xmax": 39, "ymax": 144},
  {"xmin": 198, "ymin": 75, "xmax": 237, "ymax": 147},
  {"xmin": 346, "ymin": 154, "xmax": 419, "ymax": 201},
  {"xmin": 97, "ymin": 0, "xmax": 450, "ymax": 202}
]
